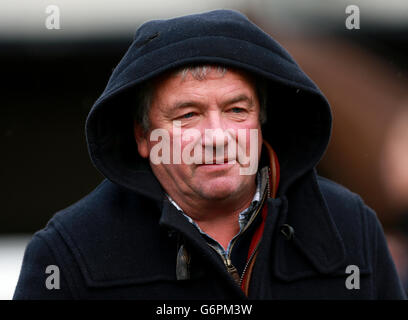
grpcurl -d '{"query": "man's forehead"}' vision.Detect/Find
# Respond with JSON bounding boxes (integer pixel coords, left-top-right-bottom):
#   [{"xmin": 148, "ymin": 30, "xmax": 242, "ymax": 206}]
[{"xmin": 157, "ymin": 65, "xmax": 255, "ymax": 84}]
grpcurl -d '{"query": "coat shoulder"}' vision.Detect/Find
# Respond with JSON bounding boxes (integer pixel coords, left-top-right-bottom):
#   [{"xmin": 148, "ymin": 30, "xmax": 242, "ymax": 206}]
[
  {"xmin": 15, "ymin": 179, "xmax": 168, "ymax": 298},
  {"xmin": 39, "ymin": 180, "xmax": 175, "ymax": 290},
  {"xmin": 318, "ymin": 175, "xmax": 366, "ymax": 210},
  {"xmin": 14, "ymin": 180, "xmax": 129, "ymax": 299},
  {"xmin": 49, "ymin": 179, "xmax": 161, "ymax": 237},
  {"xmin": 317, "ymin": 175, "xmax": 377, "ymax": 224}
]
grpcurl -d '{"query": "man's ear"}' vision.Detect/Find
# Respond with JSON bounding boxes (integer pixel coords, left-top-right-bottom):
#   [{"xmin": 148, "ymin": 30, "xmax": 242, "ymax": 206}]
[{"xmin": 134, "ymin": 122, "xmax": 149, "ymax": 158}]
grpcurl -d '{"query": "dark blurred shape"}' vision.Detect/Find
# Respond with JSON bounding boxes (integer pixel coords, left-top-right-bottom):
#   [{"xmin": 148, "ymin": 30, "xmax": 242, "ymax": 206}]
[
  {"xmin": 0, "ymin": 38, "xmax": 132, "ymax": 233},
  {"xmin": 273, "ymin": 31, "xmax": 408, "ymax": 225}
]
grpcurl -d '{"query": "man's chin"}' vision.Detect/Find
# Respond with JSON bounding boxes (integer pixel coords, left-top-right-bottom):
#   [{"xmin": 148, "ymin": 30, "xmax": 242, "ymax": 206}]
[
  {"xmin": 190, "ymin": 165, "xmax": 254, "ymax": 201},
  {"xmin": 195, "ymin": 179, "xmax": 241, "ymax": 201}
]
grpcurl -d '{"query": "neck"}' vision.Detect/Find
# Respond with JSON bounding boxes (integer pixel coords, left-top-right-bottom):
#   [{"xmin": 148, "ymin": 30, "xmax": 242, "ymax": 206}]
[{"xmin": 169, "ymin": 183, "xmax": 257, "ymax": 249}]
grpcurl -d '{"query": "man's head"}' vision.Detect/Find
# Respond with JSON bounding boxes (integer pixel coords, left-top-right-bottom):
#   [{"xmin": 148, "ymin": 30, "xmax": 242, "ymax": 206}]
[
  {"xmin": 86, "ymin": 10, "xmax": 333, "ymax": 206},
  {"xmin": 133, "ymin": 65, "xmax": 265, "ymax": 208}
]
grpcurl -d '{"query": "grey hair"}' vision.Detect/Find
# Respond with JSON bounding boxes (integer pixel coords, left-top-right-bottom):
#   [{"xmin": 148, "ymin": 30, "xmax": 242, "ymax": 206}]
[{"xmin": 133, "ymin": 65, "xmax": 267, "ymax": 132}]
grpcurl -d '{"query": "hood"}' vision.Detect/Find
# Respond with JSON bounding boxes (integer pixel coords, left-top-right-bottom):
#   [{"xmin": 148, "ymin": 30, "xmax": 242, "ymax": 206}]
[{"xmin": 85, "ymin": 9, "xmax": 332, "ymax": 200}]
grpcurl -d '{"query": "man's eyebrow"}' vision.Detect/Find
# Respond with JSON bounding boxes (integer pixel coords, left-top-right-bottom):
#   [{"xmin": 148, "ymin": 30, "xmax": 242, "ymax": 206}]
[
  {"xmin": 163, "ymin": 101, "xmax": 205, "ymax": 116},
  {"xmin": 222, "ymin": 94, "xmax": 254, "ymax": 108}
]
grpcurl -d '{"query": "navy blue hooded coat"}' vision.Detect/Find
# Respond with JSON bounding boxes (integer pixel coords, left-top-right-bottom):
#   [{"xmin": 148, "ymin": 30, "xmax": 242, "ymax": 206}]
[{"xmin": 14, "ymin": 10, "xmax": 406, "ymax": 299}]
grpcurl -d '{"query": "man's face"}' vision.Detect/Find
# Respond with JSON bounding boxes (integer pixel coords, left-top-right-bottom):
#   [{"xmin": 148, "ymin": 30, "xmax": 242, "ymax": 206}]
[{"xmin": 135, "ymin": 67, "xmax": 263, "ymax": 206}]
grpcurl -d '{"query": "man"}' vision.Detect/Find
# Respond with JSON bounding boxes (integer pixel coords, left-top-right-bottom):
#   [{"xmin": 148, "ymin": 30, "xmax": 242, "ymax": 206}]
[{"xmin": 14, "ymin": 9, "xmax": 406, "ymax": 299}]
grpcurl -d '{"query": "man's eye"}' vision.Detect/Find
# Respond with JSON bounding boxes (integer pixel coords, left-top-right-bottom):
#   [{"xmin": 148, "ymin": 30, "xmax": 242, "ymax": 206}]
[
  {"xmin": 229, "ymin": 107, "xmax": 244, "ymax": 113},
  {"xmin": 181, "ymin": 112, "xmax": 196, "ymax": 119}
]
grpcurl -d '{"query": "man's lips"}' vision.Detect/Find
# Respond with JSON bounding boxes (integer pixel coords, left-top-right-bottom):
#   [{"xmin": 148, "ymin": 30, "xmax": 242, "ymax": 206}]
[
  {"xmin": 195, "ymin": 159, "xmax": 236, "ymax": 172},
  {"xmin": 198, "ymin": 158, "xmax": 237, "ymax": 165}
]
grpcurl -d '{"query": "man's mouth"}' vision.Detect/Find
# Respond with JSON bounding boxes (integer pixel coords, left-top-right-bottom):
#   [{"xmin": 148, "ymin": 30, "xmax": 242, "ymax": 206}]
[
  {"xmin": 195, "ymin": 158, "xmax": 236, "ymax": 172},
  {"xmin": 199, "ymin": 158, "xmax": 237, "ymax": 165}
]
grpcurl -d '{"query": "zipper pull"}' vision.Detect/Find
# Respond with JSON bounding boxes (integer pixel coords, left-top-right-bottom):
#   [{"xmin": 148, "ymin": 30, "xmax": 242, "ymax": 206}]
[
  {"xmin": 225, "ymin": 258, "xmax": 241, "ymax": 285},
  {"xmin": 176, "ymin": 244, "xmax": 191, "ymax": 280}
]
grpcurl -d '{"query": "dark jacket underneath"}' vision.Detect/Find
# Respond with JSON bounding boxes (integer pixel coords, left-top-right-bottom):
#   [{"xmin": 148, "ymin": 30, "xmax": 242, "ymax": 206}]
[{"xmin": 13, "ymin": 172, "xmax": 406, "ymax": 299}]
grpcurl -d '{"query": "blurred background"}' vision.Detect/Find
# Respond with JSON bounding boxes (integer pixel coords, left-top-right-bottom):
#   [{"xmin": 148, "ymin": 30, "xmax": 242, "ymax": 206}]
[{"xmin": 1, "ymin": 0, "xmax": 408, "ymax": 299}]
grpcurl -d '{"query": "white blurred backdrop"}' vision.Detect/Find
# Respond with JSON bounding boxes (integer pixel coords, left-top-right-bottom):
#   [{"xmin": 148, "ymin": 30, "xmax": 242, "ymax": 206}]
[{"xmin": 0, "ymin": 235, "xmax": 32, "ymax": 299}]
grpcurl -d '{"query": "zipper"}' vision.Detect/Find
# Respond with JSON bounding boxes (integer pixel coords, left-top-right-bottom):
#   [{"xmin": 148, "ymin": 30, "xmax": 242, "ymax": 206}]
[
  {"xmin": 208, "ymin": 182, "xmax": 268, "ymax": 286},
  {"xmin": 228, "ymin": 182, "xmax": 268, "ymax": 257},
  {"xmin": 237, "ymin": 166, "xmax": 272, "ymax": 286},
  {"xmin": 239, "ymin": 240, "xmax": 261, "ymax": 287},
  {"xmin": 266, "ymin": 167, "xmax": 271, "ymax": 198},
  {"xmin": 224, "ymin": 257, "xmax": 241, "ymax": 284}
]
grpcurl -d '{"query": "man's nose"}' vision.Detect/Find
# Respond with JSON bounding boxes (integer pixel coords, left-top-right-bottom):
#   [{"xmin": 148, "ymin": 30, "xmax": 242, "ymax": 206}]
[
  {"xmin": 201, "ymin": 112, "xmax": 230, "ymax": 149},
  {"xmin": 204, "ymin": 110, "xmax": 224, "ymax": 130}
]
